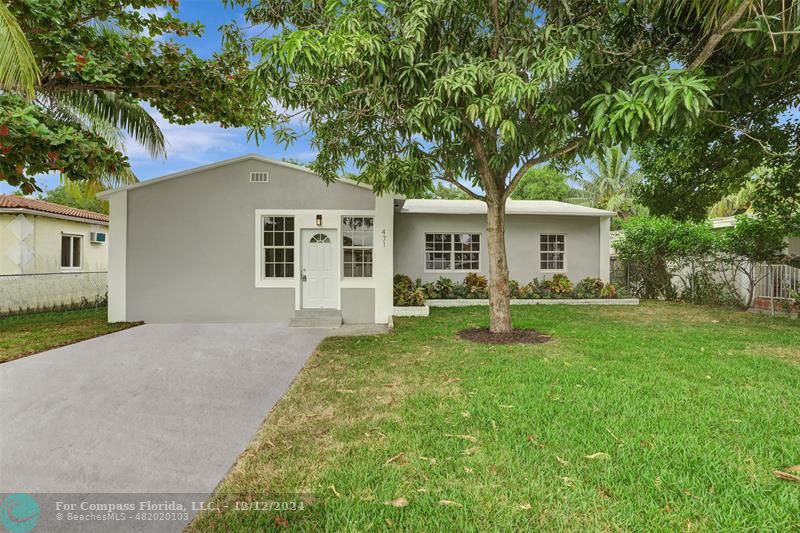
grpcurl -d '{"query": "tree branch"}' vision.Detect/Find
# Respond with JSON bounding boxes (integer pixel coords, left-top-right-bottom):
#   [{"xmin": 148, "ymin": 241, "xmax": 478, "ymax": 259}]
[
  {"xmin": 689, "ymin": 0, "xmax": 752, "ymax": 70},
  {"xmin": 490, "ymin": 0, "xmax": 501, "ymax": 58},
  {"xmin": 502, "ymin": 139, "xmax": 583, "ymax": 201},
  {"xmin": 440, "ymin": 171, "xmax": 485, "ymax": 201},
  {"xmin": 707, "ymin": 117, "xmax": 782, "ymax": 156},
  {"xmin": 464, "ymin": 129, "xmax": 502, "ymax": 197}
]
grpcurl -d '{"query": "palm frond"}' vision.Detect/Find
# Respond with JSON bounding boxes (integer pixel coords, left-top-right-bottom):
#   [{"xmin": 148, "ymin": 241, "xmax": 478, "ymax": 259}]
[
  {"xmin": 0, "ymin": 2, "xmax": 39, "ymax": 99},
  {"xmin": 59, "ymin": 176, "xmax": 103, "ymax": 198},
  {"xmin": 39, "ymin": 93, "xmax": 128, "ymax": 151},
  {"xmin": 577, "ymin": 146, "xmax": 642, "ymax": 219},
  {"xmin": 708, "ymin": 180, "xmax": 756, "ymax": 218},
  {"xmin": 85, "ymin": 115, "xmax": 128, "ymax": 152},
  {"xmin": 51, "ymin": 91, "xmax": 166, "ymax": 159},
  {"xmin": 102, "ymin": 164, "xmax": 138, "ymax": 188},
  {"xmin": 37, "ymin": 92, "xmax": 141, "ymax": 189}
]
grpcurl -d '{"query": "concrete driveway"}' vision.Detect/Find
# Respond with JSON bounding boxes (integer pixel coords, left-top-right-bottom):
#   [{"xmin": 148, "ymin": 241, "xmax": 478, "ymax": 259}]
[{"xmin": 0, "ymin": 323, "xmax": 333, "ymax": 530}]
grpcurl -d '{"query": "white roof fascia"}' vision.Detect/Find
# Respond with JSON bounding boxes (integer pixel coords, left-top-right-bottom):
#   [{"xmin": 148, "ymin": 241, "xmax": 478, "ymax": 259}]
[{"xmin": 398, "ymin": 199, "xmax": 614, "ymax": 217}]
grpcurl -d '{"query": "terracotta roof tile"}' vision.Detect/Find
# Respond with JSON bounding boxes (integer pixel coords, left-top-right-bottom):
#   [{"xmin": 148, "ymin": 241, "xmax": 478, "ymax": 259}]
[{"xmin": 0, "ymin": 194, "xmax": 109, "ymax": 222}]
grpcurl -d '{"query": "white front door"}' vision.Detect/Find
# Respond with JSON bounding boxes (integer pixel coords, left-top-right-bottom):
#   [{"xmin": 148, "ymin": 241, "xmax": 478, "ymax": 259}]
[{"xmin": 302, "ymin": 229, "xmax": 338, "ymax": 309}]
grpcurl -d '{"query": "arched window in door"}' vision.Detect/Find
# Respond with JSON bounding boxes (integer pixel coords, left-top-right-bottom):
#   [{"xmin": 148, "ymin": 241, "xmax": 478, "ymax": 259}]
[{"xmin": 310, "ymin": 233, "xmax": 331, "ymax": 244}]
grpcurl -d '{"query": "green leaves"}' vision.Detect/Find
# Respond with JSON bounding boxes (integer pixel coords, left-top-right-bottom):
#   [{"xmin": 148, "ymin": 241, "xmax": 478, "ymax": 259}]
[
  {"xmin": 53, "ymin": 91, "xmax": 166, "ymax": 159},
  {"xmin": 585, "ymin": 71, "xmax": 713, "ymax": 147},
  {"xmin": 2, "ymin": 0, "xmax": 273, "ymax": 190},
  {"xmin": 483, "ymin": 105, "xmax": 501, "ymax": 128},
  {"xmin": 247, "ymin": 0, "xmax": 800, "ymax": 204},
  {"xmin": 719, "ymin": 214, "xmax": 789, "ymax": 263},
  {"xmin": 0, "ymin": 2, "xmax": 39, "ymax": 99},
  {"xmin": 465, "ymin": 103, "xmax": 479, "ymax": 122},
  {"xmin": 0, "ymin": 95, "xmax": 129, "ymax": 193},
  {"xmin": 498, "ymin": 120, "xmax": 516, "ymax": 142},
  {"xmin": 616, "ymin": 216, "xmax": 717, "ymax": 265}
]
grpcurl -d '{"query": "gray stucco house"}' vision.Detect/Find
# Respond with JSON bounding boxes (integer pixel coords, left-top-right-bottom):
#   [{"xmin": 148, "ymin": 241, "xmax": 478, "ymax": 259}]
[{"xmin": 100, "ymin": 154, "xmax": 612, "ymax": 325}]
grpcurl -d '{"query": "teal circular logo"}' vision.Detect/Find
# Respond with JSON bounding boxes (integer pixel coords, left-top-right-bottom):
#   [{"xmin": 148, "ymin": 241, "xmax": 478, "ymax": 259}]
[{"xmin": 0, "ymin": 494, "xmax": 39, "ymax": 533}]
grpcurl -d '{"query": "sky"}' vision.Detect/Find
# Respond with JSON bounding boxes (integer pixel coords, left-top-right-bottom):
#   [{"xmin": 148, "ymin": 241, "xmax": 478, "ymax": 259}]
[{"xmin": 1, "ymin": 1, "xmax": 316, "ymax": 195}]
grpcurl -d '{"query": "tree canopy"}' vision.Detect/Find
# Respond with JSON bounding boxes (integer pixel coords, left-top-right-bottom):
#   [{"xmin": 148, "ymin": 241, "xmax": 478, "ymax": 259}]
[
  {"xmin": 419, "ymin": 181, "xmax": 472, "ymax": 199},
  {"xmin": 247, "ymin": 0, "xmax": 800, "ymax": 332},
  {"xmin": 631, "ymin": 0, "xmax": 800, "ymax": 222},
  {"xmin": 510, "ymin": 165, "xmax": 573, "ymax": 201},
  {"xmin": 634, "ymin": 109, "xmax": 799, "ymax": 221},
  {"xmin": 38, "ymin": 182, "xmax": 109, "ymax": 214},
  {"xmin": 1, "ymin": 0, "xmax": 273, "ymax": 192},
  {"xmin": 249, "ymin": 1, "xmax": 735, "ymax": 197},
  {"xmin": 574, "ymin": 146, "xmax": 646, "ymax": 223}
]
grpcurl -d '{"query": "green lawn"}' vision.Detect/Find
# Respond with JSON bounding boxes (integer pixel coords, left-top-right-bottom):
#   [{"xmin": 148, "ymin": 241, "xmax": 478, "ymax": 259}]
[
  {"xmin": 191, "ymin": 302, "xmax": 800, "ymax": 531},
  {"xmin": 0, "ymin": 307, "xmax": 139, "ymax": 363}
]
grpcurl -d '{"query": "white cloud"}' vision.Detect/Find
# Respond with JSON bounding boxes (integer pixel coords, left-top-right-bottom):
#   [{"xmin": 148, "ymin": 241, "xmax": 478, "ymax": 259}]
[{"xmin": 125, "ymin": 109, "xmax": 245, "ymax": 166}]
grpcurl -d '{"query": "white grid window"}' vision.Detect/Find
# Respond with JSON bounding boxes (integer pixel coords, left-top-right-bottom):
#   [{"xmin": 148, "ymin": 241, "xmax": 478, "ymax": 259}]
[
  {"xmin": 540, "ymin": 234, "xmax": 565, "ymax": 271},
  {"xmin": 61, "ymin": 234, "xmax": 82, "ymax": 269},
  {"xmin": 342, "ymin": 216, "xmax": 373, "ymax": 278},
  {"xmin": 263, "ymin": 216, "xmax": 294, "ymax": 278},
  {"xmin": 425, "ymin": 233, "xmax": 480, "ymax": 271}
]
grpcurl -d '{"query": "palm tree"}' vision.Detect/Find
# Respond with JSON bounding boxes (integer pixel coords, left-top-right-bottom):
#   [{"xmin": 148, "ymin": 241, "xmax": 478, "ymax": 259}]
[
  {"xmin": 708, "ymin": 179, "xmax": 756, "ymax": 218},
  {"xmin": 38, "ymin": 90, "xmax": 166, "ymax": 187},
  {"xmin": 0, "ymin": 1, "xmax": 39, "ymax": 99},
  {"xmin": 0, "ymin": 5, "xmax": 164, "ymax": 188},
  {"xmin": 572, "ymin": 146, "xmax": 645, "ymax": 221}
]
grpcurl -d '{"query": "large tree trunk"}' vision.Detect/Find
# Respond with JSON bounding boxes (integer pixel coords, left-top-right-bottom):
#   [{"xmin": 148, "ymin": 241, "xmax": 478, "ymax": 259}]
[{"xmin": 486, "ymin": 196, "xmax": 512, "ymax": 333}]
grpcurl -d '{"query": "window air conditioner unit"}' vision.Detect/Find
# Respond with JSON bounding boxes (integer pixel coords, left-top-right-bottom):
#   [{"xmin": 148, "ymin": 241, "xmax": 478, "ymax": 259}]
[{"xmin": 90, "ymin": 231, "xmax": 107, "ymax": 244}]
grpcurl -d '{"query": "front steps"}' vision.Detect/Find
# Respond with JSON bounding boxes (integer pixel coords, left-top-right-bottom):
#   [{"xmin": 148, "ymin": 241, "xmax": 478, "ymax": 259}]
[{"xmin": 289, "ymin": 308, "xmax": 342, "ymax": 328}]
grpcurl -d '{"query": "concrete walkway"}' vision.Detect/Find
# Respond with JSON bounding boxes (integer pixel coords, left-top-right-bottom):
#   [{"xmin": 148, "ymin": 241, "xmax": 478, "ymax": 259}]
[{"xmin": 0, "ymin": 323, "xmax": 332, "ymax": 496}]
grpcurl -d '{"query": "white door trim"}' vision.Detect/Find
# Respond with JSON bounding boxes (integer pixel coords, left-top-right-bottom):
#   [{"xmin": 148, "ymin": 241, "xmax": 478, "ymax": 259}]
[{"xmin": 301, "ymin": 228, "xmax": 340, "ymax": 309}]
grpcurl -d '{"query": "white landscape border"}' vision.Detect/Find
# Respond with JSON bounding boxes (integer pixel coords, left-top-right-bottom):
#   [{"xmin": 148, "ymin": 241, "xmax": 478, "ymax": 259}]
[
  {"xmin": 394, "ymin": 298, "xmax": 639, "ymax": 315},
  {"xmin": 392, "ymin": 306, "xmax": 430, "ymax": 317},
  {"xmin": 428, "ymin": 298, "xmax": 640, "ymax": 307}
]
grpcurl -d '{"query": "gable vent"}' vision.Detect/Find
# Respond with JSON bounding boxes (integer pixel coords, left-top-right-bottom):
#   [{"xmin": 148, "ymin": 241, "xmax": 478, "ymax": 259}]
[{"xmin": 250, "ymin": 171, "xmax": 270, "ymax": 183}]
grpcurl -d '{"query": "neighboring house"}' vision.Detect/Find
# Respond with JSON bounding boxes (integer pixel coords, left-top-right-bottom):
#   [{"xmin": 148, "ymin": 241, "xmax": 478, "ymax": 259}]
[
  {"xmin": 99, "ymin": 155, "xmax": 612, "ymax": 325},
  {"xmin": 0, "ymin": 195, "xmax": 109, "ymax": 314}
]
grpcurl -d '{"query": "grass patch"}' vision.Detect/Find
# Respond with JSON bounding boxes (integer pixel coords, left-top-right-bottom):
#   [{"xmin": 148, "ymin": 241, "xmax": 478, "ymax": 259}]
[
  {"xmin": 191, "ymin": 302, "xmax": 800, "ymax": 531},
  {"xmin": 0, "ymin": 307, "xmax": 140, "ymax": 363}
]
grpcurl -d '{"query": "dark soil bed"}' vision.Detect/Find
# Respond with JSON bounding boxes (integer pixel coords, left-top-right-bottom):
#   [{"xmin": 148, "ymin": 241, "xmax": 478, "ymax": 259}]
[{"xmin": 458, "ymin": 328, "xmax": 552, "ymax": 345}]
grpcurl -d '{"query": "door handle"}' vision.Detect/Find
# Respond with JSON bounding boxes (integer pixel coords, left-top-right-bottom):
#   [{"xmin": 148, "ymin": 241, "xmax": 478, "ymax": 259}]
[{"xmin": 302, "ymin": 274, "xmax": 307, "ymax": 282}]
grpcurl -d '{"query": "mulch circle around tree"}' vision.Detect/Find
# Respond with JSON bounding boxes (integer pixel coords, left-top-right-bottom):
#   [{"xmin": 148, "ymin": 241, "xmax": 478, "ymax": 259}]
[{"xmin": 458, "ymin": 328, "xmax": 552, "ymax": 345}]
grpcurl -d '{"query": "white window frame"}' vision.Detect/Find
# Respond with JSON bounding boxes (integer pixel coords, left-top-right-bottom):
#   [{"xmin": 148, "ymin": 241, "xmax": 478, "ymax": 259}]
[
  {"xmin": 254, "ymin": 209, "xmax": 379, "ymax": 298},
  {"xmin": 539, "ymin": 233, "xmax": 567, "ymax": 272},
  {"xmin": 424, "ymin": 232, "xmax": 481, "ymax": 273},
  {"xmin": 341, "ymin": 216, "xmax": 374, "ymax": 279},
  {"xmin": 260, "ymin": 215, "xmax": 296, "ymax": 282},
  {"xmin": 60, "ymin": 233, "xmax": 83, "ymax": 271}
]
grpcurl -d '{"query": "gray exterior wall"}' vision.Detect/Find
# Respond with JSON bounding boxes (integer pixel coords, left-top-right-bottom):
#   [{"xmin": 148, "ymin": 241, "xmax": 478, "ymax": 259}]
[
  {"xmin": 394, "ymin": 212, "xmax": 607, "ymax": 283},
  {"xmin": 341, "ymin": 288, "xmax": 375, "ymax": 323},
  {"xmin": 125, "ymin": 159, "xmax": 375, "ymax": 323},
  {"xmin": 788, "ymin": 236, "xmax": 799, "ymax": 255}
]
